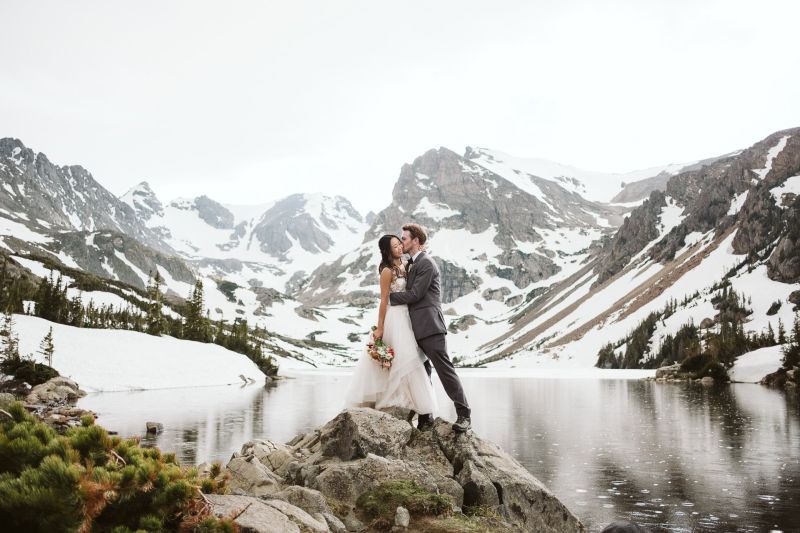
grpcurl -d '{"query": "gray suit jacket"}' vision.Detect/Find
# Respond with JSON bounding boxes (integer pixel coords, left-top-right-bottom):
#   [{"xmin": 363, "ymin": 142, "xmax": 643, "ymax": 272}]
[{"xmin": 389, "ymin": 252, "xmax": 447, "ymax": 340}]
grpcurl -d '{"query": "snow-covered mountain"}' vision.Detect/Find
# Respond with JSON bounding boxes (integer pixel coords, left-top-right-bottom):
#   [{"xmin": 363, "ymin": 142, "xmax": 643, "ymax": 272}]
[
  {"xmin": 454, "ymin": 128, "xmax": 800, "ymax": 373},
  {"xmin": 120, "ymin": 183, "xmax": 367, "ymax": 293},
  {"xmin": 297, "ymin": 146, "xmax": 630, "ymax": 310},
  {"xmin": 3, "ymin": 130, "xmax": 799, "ymax": 379},
  {"xmin": 464, "ymin": 147, "xmax": 701, "ymax": 204}
]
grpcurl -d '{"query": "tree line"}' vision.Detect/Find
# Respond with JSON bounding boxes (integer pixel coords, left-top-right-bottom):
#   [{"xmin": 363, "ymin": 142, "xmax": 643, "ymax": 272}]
[
  {"xmin": 596, "ymin": 283, "xmax": 799, "ymax": 379},
  {"xmin": 0, "ymin": 259, "xmax": 277, "ymax": 377}
]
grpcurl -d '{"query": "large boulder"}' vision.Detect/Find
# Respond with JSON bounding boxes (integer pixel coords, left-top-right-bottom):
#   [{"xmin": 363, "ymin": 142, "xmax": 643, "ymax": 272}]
[
  {"xmin": 207, "ymin": 494, "xmax": 327, "ymax": 533},
  {"xmin": 26, "ymin": 376, "xmax": 86, "ymax": 405},
  {"xmin": 318, "ymin": 408, "xmax": 413, "ymax": 461},
  {"xmin": 226, "ymin": 455, "xmax": 283, "ymax": 497},
  {"xmin": 222, "ymin": 408, "xmax": 584, "ymax": 532}
]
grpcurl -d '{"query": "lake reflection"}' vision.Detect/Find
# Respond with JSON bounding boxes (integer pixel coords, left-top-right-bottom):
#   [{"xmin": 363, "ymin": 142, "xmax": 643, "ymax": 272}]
[{"xmin": 78, "ymin": 371, "xmax": 800, "ymax": 532}]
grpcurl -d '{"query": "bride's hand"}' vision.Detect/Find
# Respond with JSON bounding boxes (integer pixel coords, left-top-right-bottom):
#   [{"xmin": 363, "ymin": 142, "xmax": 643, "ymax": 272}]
[{"xmin": 373, "ymin": 327, "xmax": 384, "ymax": 340}]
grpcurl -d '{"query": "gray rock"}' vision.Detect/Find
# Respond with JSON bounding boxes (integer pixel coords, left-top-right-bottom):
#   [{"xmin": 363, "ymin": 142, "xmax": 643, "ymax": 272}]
[
  {"xmin": 432, "ymin": 417, "xmax": 584, "ymax": 532},
  {"xmin": 259, "ymin": 498, "xmax": 328, "ymax": 532},
  {"xmin": 318, "ymin": 408, "xmax": 413, "ymax": 461},
  {"xmin": 448, "ymin": 314, "xmax": 478, "ymax": 333},
  {"xmin": 26, "ymin": 376, "xmax": 86, "ymax": 405},
  {"xmin": 655, "ymin": 364, "xmax": 681, "ymax": 379},
  {"xmin": 226, "ymin": 455, "xmax": 283, "ymax": 497},
  {"xmin": 273, "ymin": 485, "xmax": 332, "ymax": 517},
  {"xmin": 207, "ymin": 494, "xmax": 302, "ymax": 533},
  {"xmin": 394, "ymin": 506, "xmax": 410, "ymax": 527},
  {"xmin": 288, "ymin": 408, "xmax": 581, "ymax": 532},
  {"xmin": 145, "ymin": 422, "xmax": 163, "ymax": 434},
  {"xmin": 699, "ymin": 317, "xmax": 715, "ymax": 329},
  {"xmin": 323, "ymin": 512, "xmax": 346, "ymax": 533},
  {"xmin": 700, "ymin": 376, "xmax": 716, "ymax": 386}
]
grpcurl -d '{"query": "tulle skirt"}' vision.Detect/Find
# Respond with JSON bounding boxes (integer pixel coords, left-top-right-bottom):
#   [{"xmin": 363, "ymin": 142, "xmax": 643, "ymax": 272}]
[{"xmin": 344, "ymin": 304, "xmax": 437, "ymax": 415}]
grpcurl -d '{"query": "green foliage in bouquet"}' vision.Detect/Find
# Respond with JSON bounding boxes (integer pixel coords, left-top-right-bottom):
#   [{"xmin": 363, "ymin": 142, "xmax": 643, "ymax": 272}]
[{"xmin": 0, "ymin": 402, "xmax": 234, "ymax": 533}]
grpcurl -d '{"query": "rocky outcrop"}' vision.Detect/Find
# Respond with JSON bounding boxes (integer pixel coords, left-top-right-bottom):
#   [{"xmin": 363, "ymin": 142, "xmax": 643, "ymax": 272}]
[
  {"xmin": 53, "ymin": 229, "xmax": 195, "ymax": 291},
  {"xmin": 766, "ymin": 194, "xmax": 800, "ymax": 283},
  {"xmin": 25, "ymin": 376, "xmax": 86, "ymax": 405},
  {"xmin": 594, "ymin": 191, "xmax": 666, "ymax": 285},
  {"xmin": 7, "ymin": 376, "xmax": 96, "ymax": 432},
  {"xmin": 611, "ymin": 173, "xmax": 672, "ymax": 203},
  {"xmin": 217, "ymin": 408, "xmax": 583, "ymax": 532}
]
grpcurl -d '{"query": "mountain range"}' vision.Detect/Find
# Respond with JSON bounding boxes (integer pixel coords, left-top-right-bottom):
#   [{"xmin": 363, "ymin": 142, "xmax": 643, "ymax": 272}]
[{"xmin": 1, "ymin": 129, "xmax": 798, "ymax": 374}]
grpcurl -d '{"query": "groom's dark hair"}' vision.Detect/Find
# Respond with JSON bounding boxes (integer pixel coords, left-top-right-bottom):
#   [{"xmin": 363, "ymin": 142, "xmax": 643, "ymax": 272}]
[{"xmin": 403, "ymin": 223, "xmax": 427, "ymax": 245}]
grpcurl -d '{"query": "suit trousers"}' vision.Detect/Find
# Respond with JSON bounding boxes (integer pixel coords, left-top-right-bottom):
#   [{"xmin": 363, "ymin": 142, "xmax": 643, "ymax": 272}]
[{"xmin": 417, "ymin": 334, "xmax": 471, "ymax": 418}]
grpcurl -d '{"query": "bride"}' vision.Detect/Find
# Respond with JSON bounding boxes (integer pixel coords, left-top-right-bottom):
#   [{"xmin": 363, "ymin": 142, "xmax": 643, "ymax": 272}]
[{"xmin": 344, "ymin": 234, "xmax": 437, "ymax": 429}]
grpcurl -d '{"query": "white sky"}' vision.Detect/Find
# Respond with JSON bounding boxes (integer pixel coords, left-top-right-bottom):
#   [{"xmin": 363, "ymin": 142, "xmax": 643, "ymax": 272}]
[{"xmin": 2, "ymin": 1, "xmax": 799, "ymax": 215}]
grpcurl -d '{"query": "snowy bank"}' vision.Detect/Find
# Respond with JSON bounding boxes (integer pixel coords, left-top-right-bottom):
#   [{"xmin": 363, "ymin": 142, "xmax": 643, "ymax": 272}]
[
  {"xmin": 12, "ymin": 314, "xmax": 265, "ymax": 392},
  {"xmin": 728, "ymin": 345, "xmax": 786, "ymax": 383}
]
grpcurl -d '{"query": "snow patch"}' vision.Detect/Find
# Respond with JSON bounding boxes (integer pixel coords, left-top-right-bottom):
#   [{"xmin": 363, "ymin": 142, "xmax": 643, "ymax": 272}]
[
  {"xmin": 14, "ymin": 314, "xmax": 265, "ymax": 392},
  {"xmin": 753, "ymin": 135, "xmax": 790, "ymax": 180},
  {"xmin": 729, "ymin": 345, "xmax": 785, "ymax": 383},
  {"xmin": 770, "ymin": 175, "xmax": 800, "ymax": 205}
]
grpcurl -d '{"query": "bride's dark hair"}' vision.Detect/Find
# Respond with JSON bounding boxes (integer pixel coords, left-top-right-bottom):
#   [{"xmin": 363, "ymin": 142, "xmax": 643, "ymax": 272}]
[{"xmin": 378, "ymin": 234, "xmax": 402, "ymax": 276}]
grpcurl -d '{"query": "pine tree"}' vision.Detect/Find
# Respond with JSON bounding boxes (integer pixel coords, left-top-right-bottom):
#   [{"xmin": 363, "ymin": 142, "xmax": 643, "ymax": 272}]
[
  {"xmin": 183, "ymin": 279, "xmax": 210, "ymax": 342},
  {"xmin": 38, "ymin": 327, "xmax": 55, "ymax": 367},
  {"xmin": 778, "ymin": 318, "xmax": 787, "ymax": 344},
  {"xmin": 145, "ymin": 270, "xmax": 164, "ymax": 336},
  {"xmin": 765, "ymin": 322, "xmax": 777, "ymax": 347},
  {"xmin": 0, "ymin": 311, "xmax": 20, "ymax": 362}
]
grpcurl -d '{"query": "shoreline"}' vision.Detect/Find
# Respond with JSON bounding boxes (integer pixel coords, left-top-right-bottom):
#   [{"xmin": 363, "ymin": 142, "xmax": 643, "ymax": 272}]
[{"xmin": 283, "ymin": 366, "xmax": 657, "ymax": 380}]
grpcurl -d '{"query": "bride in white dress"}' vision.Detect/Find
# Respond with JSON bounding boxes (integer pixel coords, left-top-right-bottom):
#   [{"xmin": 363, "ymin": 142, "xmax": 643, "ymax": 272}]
[{"xmin": 344, "ymin": 234, "xmax": 437, "ymax": 424}]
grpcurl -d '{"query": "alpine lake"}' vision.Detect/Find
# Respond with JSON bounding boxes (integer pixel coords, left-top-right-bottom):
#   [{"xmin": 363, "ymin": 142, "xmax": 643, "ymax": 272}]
[{"xmin": 77, "ymin": 369, "xmax": 800, "ymax": 533}]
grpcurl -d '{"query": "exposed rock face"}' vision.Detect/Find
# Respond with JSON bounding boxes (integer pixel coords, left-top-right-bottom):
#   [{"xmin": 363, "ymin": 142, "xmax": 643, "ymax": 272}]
[
  {"xmin": 53, "ymin": 229, "xmax": 195, "ymax": 291},
  {"xmin": 611, "ymin": 173, "xmax": 672, "ymax": 203},
  {"xmin": 437, "ymin": 259, "xmax": 481, "ymax": 303},
  {"xmin": 594, "ymin": 191, "xmax": 666, "ymax": 286},
  {"xmin": 594, "ymin": 128, "xmax": 800, "ymax": 287},
  {"xmin": 190, "ymin": 195, "xmax": 235, "ymax": 230},
  {"xmin": 766, "ymin": 194, "xmax": 800, "ymax": 283},
  {"xmin": 252, "ymin": 194, "xmax": 363, "ymax": 257},
  {"xmin": 220, "ymin": 408, "xmax": 583, "ymax": 533}
]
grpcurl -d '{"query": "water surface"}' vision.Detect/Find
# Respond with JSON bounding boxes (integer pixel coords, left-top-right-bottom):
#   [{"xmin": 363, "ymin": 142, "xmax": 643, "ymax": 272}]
[{"xmin": 78, "ymin": 371, "xmax": 800, "ymax": 532}]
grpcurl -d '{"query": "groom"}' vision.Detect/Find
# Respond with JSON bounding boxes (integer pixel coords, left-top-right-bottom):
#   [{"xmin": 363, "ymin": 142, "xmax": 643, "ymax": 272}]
[{"xmin": 389, "ymin": 223, "xmax": 472, "ymax": 433}]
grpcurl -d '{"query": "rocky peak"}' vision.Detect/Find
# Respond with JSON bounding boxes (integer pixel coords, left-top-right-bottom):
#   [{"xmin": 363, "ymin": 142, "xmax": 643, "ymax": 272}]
[
  {"xmin": 252, "ymin": 193, "xmax": 364, "ymax": 258},
  {"xmin": 193, "ymin": 195, "xmax": 235, "ymax": 229},
  {"xmin": 120, "ymin": 181, "xmax": 164, "ymax": 221}
]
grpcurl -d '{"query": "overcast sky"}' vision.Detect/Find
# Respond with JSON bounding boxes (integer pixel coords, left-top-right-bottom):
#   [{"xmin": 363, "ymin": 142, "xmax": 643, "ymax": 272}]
[{"xmin": 2, "ymin": 1, "xmax": 799, "ymax": 215}]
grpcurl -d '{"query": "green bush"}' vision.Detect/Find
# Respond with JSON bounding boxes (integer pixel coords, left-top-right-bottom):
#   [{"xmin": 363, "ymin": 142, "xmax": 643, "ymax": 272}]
[
  {"xmin": 0, "ymin": 356, "xmax": 59, "ymax": 386},
  {"xmin": 356, "ymin": 479, "xmax": 452, "ymax": 520},
  {"xmin": 0, "ymin": 402, "xmax": 232, "ymax": 532},
  {"xmin": 679, "ymin": 353, "xmax": 713, "ymax": 374}
]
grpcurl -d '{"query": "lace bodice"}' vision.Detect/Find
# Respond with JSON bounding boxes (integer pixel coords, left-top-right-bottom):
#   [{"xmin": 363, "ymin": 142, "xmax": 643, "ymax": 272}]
[
  {"xmin": 389, "ymin": 262, "xmax": 409, "ymax": 293},
  {"xmin": 390, "ymin": 275, "xmax": 407, "ymax": 293}
]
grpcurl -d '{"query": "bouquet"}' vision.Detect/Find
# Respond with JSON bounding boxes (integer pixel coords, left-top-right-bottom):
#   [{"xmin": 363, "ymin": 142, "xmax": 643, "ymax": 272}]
[{"xmin": 367, "ymin": 327, "xmax": 395, "ymax": 370}]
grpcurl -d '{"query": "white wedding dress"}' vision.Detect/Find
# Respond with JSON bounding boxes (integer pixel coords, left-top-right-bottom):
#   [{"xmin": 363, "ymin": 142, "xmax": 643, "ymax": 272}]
[{"xmin": 344, "ymin": 270, "xmax": 438, "ymax": 415}]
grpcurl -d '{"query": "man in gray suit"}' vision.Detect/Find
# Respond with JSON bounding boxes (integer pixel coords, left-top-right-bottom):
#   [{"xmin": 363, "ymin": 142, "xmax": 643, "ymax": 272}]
[{"xmin": 389, "ymin": 223, "xmax": 471, "ymax": 432}]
